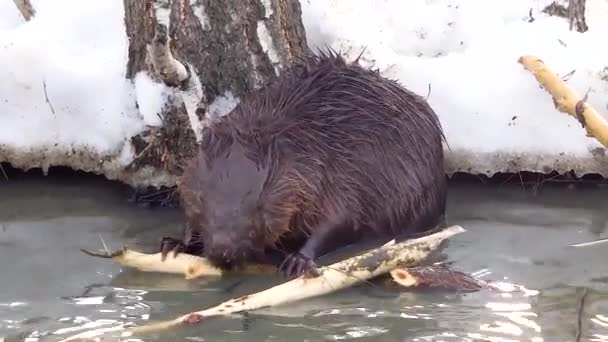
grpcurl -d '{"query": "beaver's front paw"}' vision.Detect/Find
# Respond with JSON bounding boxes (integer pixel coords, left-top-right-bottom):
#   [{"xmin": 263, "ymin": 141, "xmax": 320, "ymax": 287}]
[
  {"xmin": 158, "ymin": 236, "xmax": 188, "ymax": 261},
  {"xmin": 279, "ymin": 252, "xmax": 320, "ymax": 278}
]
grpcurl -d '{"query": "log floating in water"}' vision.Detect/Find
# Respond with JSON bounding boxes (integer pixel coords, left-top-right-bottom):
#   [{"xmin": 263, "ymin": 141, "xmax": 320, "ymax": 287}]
[
  {"xmin": 66, "ymin": 225, "xmax": 466, "ymax": 340},
  {"xmin": 518, "ymin": 55, "xmax": 608, "ymax": 148}
]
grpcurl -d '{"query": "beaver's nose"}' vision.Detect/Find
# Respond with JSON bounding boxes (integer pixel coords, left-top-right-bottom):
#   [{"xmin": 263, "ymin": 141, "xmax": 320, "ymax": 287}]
[{"xmin": 208, "ymin": 234, "xmax": 234, "ymax": 258}]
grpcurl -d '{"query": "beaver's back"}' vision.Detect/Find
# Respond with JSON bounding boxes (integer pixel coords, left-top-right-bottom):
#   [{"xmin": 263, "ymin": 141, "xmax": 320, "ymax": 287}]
[{"xmin": 222, "ymin": 50, "xmax": 448, "ymax": 239}]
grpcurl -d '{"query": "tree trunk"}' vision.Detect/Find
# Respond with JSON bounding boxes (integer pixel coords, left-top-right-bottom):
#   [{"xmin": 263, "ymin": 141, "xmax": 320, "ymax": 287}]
[
  {"xmin": 568, "ymin": 0, "xmax": 588, "ymax": 32},
  {"xmin": 117, "ymin": 0, "xmax": 309, "ymax": 204},
  {"xmin": 122, "ymin": 0, "xmax": 309, "ymax": 191}
]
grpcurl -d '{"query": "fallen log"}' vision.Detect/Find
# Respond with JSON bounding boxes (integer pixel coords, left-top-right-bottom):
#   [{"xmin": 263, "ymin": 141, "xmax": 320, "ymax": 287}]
[
  {"xmin": 518, "ymin": 55, "xmax": 608, "ymax": 149},
  {"xmin": 63, "ymin": 225, "xmax": 465, "ymax": 341},
  {"xmin": 389, "ymin": 265, "xmax": 484, "ymax": 291}
]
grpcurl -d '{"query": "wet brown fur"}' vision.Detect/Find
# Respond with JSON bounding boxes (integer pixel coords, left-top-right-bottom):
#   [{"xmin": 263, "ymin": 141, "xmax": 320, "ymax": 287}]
[{"xmin": 175, "ymin": 49, "xmax": 447, "ymax": 269}]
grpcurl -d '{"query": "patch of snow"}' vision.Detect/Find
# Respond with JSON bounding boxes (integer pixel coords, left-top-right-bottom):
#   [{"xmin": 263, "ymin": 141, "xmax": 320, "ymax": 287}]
[
  {"xmin": 261, "ymin": 0, "xmax": 274, "ymax": 17},
  {"xmin": 586, "ymin": 0, "xmax": 608, "ymax": 32},
  {"xmin": 133, "ymin": 72, "xmax": 172, "ymax": 127},
  {"xmin": 0, "ymin": 0, "xmax": 23, "ymax": 29},
  {"xmin": 0, "ymin": 0, "xmax": 143, "ymax": 151},
  {"xmin": 190, "ymin": 0, "xmax": 210, "ymax": 30},
  {"xmin": 301, "ymin": 0, "xmax": 608, "ymax": 176},
  {"xmin": 0, "ymin": 0, "xmax": 173, "ymax": 185},
  {"xmin": 209, "ymin": 91, "xmax": 240, "ymax": 119}
]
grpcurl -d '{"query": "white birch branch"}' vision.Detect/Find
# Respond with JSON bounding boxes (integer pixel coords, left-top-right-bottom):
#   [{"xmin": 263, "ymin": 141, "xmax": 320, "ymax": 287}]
[{"xmin": 148, "ymin": 23, "xmax": 206, "ymax": 142}]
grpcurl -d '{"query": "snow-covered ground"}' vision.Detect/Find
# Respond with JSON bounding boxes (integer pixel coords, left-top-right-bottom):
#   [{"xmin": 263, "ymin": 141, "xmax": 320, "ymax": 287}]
[
  {"xmin": 1, "ymin": 0, "xmax": 608, "ymax": 184},
  {"xmin": 0, "ymin": 0, "xmax": 173, "ymax": 185},
  {"xmin": 301, "ymin": 0, "xmax": 608, "ymax": 176}
]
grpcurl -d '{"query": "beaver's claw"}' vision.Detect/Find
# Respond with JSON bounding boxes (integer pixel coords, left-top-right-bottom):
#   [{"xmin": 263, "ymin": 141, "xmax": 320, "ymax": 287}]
[
  {"xmin": 279, "ymin": 252, "xmax": 320, "ymax": 278},
  {"xmin": 159, "ymin": 236, "xmax": 187, "ymax": 261}
]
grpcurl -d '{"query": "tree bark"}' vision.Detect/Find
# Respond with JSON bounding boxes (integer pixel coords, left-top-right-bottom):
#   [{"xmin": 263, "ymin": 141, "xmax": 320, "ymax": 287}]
[
  {"xmin": 122, "ymin": 0, "xmax": 309, "ymax": 194},
  {"xmin": 116, "ymin": 0, "xmax": 310, "ymax": 205},
  {"xmin": 568, "ymin": 0, "xmax": 588, "ymax": 33},
  {"xmin": 12, "ymin": 0, "xmax": 35, "ymax": 21}
]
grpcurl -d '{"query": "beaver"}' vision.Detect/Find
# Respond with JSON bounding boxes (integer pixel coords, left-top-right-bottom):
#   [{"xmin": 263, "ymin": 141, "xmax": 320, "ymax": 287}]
[{"xmin": 159, "ymin": 49, "xmax": 448, "ymax": 277}]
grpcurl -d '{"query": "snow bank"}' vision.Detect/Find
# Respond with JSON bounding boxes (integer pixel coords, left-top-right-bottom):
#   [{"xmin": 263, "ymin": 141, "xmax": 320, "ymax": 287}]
[
  {"xmin": 301, "ymin": 0, "xmax": 608, "ymax": 176},
  {"xmin": 0, "ymin": 0, "xmax": 173, "ymax": 185},
  {"xmin": 1, "ymin": 0, "xmax": 608, "ymax": 185}
]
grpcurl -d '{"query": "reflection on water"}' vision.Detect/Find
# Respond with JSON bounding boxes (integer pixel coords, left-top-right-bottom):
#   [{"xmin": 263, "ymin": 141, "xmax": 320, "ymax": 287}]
[{"xmin": 1, "ymin": 174, "xmax": 608, "ymax": 341}]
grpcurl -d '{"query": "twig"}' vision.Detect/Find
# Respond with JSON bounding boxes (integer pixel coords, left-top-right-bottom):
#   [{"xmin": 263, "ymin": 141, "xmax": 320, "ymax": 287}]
[
  {"xmin": 12, "ymin": 0, "xmax": 35, "ymax": 21},
  {"xmin": 148, "ymin": 23, "xmax": 205, "ymax": 141},
  {"xmin": 98, "ymin": 234, "xmax": 110, "ymax": 255},
  {"xmin": 42, "ymin": 79, "xmax": 56, "ymax": 116},
  {"xmin": 575, "ymin": 287, "xmax": 588, "ymax": 342},
  {"xmin": 569, "ymin": 238, "xmax": 608, "ymax": 247},
  {"xmin": 0, "ymin": 164, "xmax": 8, "ymax": 181},
  {"xmin": 125, "ymin": 137, "xmax": 157, "ymax": 169}
]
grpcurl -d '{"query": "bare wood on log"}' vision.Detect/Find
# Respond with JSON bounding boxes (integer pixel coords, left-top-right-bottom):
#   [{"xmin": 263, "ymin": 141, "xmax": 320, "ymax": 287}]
[
  {"xmin": 568, "ymin": 0, "xmax": 588, "ymax": 33},
  {"xmin": 12, "ymin": 0, "xmax": 35, "ymax": 21},
  {"xmin": 518, "ymin": 55, "xmax": 608, "ymax": 149},
  {"xmin": 65, "ymin": 225, "xmax": 465, "ymax": 340},
  {"xmin": 390, "ymin": 265, "xmax": 484, "ymax": 291}
]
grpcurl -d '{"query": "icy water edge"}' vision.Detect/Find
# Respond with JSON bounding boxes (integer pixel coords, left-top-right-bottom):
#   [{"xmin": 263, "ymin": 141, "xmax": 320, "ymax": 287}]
[{"xmin": 1, "ymin": 173, "xmax": 608, "ymax": 341}]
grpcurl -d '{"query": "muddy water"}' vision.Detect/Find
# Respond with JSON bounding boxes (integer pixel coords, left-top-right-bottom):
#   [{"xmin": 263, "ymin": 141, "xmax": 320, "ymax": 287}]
[{"xmin": 1, "ymin": 173, "xmax": 608, "ymax": 341}]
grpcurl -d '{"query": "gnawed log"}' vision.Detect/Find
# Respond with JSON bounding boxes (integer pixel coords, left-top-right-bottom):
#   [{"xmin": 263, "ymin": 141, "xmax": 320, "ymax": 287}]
[
  {"xmin": 518, "ymin": 55, "xmax": 608, "ymax": 149},
  {"xmin": 80, "ymin": 245, "xmax": 276, "ymax": 279},
  {"xmin": 64, "ymin": 225, "xmax": 465, "ymax": 340},
  {"xmin": 389, "ymin": 265, "xmax": 484, "ymax": 291}
]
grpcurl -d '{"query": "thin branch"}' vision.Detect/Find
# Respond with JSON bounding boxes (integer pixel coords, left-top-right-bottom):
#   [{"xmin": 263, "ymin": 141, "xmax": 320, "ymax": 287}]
[
  {"xmin": 42, "ymin": 79, "xmax": 56, "ymax": 116},
  {"xmin": 0, "ymin": 164, "xmax": 8, "ymax": 181},
  {"xmin": 575, "ymin": 287, "xmax": 588, "ymax": 342},
  {"xmin": 12, "ymin": 0, "xmax": 35, "ymax": 21}
]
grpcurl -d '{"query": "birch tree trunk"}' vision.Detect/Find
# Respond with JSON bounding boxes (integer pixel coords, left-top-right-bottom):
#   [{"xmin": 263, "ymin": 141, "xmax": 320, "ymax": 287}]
[{"xmin": 123, "ymin": 0, "xmax": 309, "ymax": 196}]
